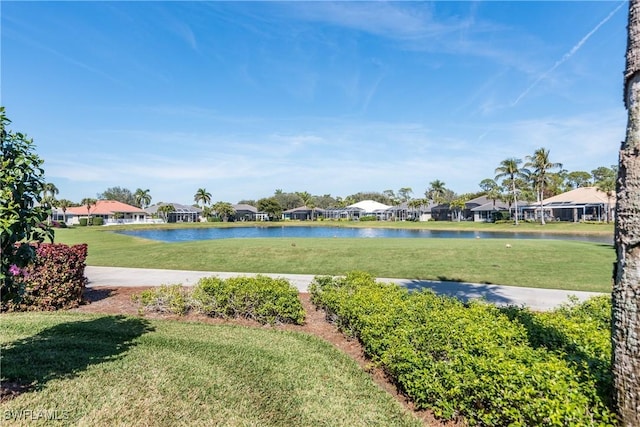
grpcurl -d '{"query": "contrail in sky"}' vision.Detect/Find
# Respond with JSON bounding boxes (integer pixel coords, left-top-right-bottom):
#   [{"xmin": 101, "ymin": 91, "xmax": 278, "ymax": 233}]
[{"xmin": 511, "ymin": 0, "xmax": 626, "ymax": 107}]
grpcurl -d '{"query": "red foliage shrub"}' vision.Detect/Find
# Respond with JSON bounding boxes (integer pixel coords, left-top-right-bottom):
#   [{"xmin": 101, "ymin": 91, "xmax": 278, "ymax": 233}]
[{"xmin": 11, "ymin": 243, "xmax": 88, "ymax": 311}]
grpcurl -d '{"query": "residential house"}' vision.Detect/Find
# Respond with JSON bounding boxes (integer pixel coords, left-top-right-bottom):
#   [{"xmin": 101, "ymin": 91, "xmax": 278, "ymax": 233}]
[
  {"xmin": 145, "ymin": 203, "xmax": 201, "ymax": 223},
  {"xmin": 469, "ymin": 196, "xmax": 511, "ymax": 222},
  {"xmin": 431, "ymin": 195, "xmax": 510, "ymax": 222},
  {"xmin": 283, "ymin": 206, "xmax": 325, "ymax": 221},
  {"xmin": 324, "ymin": 200, "xmax": 392, "ymax": 221},
  {"xmin": 65, "ymin": 200, "xmax": 149, "ymax": 225},
  {"xmin": 233, "ymin": 204, "xmax": 269, "ymax": 221},
  {"xmin": 385, "ymin": 200, "xmax": 437, "ymax": 221},
  {"xmin": 522, "ymin": 186, "xmax": 615, "ymax": 222}
]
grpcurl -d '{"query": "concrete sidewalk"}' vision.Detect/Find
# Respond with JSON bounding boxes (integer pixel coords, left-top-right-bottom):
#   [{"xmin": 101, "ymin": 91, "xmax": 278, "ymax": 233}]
[{"xmin": 85, "ymin": 266, "xmax": 606, "ymax": 312}]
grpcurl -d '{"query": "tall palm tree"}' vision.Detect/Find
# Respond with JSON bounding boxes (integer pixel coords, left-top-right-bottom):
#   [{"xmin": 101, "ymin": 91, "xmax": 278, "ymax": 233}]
[
  {"xmin": 398, "ymin": 187, "xmax": 413, "ymax": 203},
  {"xmin": 42, "ymin": 182, "xmax": 59, "ymax": 200},
  {"xmin": 494, "ymin": 158, "xmax": 528, "ymax": 225},
  {"xmin": 613, "ymin": 1, "xmax": 640, "ymax": 423},
  {"xmin": 194, "ymin": 188, "xmax": 212, "ymax": 210},
  {"xmin": 525, "ymin": 148, "xmax": 562, "ymax": 225},
  {"xmin": 294, "ymin": 191, "xmax": 317, "ymax": 219},
  {"xmin": 134, "ymin": 188, "xmax": 152, "ymax": 209},
  {"xmin": 57, "ymin": 199, "xmax": 73, "ymax": 224},
  {"xmin": 40, "ymin": 182, "xmax": 59, "ymax": 224},
  {"xmin": 426, "ymin": 180, "xmax": 447, "ymax": 205},
  {"xmin": 80, "ymin": 198, "xmax": 96, "ymax": 226}
]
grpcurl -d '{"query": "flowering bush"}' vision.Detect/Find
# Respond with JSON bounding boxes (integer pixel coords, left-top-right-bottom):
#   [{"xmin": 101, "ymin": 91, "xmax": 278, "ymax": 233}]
[
  {"xmin": 6, "ymin": 243, "xmax": 88, "ymax": 311},
  {"xmin": 1, "ymin": 107, "xmax": 53, "ymax": 309}
]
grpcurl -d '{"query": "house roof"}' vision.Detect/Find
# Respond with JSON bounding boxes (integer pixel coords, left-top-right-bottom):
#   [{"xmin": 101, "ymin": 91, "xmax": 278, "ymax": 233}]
[
  {"xmin": 470, "ymin": 201, "xmax": 510, "ymax": 212},
  {"xmin": 540, "ymin": 187, "xmax": 614, "ymax": 207},
  {"xmin": 67, "ymin": 200, "xmax": 146, "ymax": 216},
  {"xmin": 145, "ymin": 203, "xmax": 202, "ymax": 214},
  {"xmin": 347, "ymin": 200, "xmax": 391, "ymax": 212},
  {"xmin": 388, "ymin": 201, "xmax": 437, "ymax": 212},
  {"xmin": 233, "ymin": 204, "xmax": 258, "ymax": 213},
  {"xmin": 283, "ymin": 206, "xmax": 326, "ymax": 214}
]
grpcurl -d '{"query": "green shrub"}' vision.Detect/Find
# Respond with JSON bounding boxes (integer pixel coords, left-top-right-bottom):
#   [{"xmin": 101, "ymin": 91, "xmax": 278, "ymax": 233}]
[
  {"xmin": 134, "ymin": 276, "xmax": 305, "ymax": 325},
  {"xmin": 92, "ymin": 217, "xmax": 104, "ymax": 226},
  {"xmin": 133, "ymin": 284, "xmax": 190, "ymax": 315},
  {"xmin": 358, "ymin": 215, "xmax": 377, "ymax": 221},
  {"xmin": 309, "ymin": 272, "xmax": 615, "ymax": 425},
  {"xmin": 192, "ymin": 275, "xmax": 304, "ymax": 325},
  {"xmin": 79, "ymin": 218, "xmax": 88, "ymax": 226},
  {"xmin": 8, "ymin": 243, "xmax": 88, "ymax": 311}
]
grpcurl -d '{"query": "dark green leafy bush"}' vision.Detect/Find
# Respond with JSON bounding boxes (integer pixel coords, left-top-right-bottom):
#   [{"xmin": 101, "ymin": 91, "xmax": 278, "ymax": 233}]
[
  {"xmin": 92, "ymin": 217, "xmax": 104, "ymax": 226},
  {"xmin": 310, "ymin": 271, "xmax": 615, "ymax": 426},
  {"xmin": 79, "ymin": 218, "xmax": 88, "ymax": 226},
  {"xmin": 8, "ymin": 243, "xmax": 88, "ymax": 311}
]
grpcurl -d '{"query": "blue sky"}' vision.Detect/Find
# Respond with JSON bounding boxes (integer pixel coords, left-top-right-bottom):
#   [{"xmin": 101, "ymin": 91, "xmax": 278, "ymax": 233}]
[{"xmin": 2, "ymin": 1, "xmax": 629, "ymax": 205}]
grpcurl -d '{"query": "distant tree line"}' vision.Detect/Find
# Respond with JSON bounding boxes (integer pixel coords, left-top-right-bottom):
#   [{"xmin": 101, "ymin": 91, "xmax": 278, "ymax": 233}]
[{"xmin": 45, "ymin": 148, "xmax": 616, "ymax": 224}]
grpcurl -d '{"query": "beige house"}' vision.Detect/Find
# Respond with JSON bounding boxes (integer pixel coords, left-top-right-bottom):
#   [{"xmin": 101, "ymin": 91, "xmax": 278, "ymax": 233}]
[{"xmin": 524, "ymin": 187, "xmax": 615, "ymax": 222}]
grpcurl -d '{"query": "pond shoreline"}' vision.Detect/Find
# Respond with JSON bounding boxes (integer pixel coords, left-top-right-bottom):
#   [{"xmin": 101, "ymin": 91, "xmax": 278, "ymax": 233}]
[
  {"xmin": 102, "ymin": 220, "xmax": 614, "ymax": 236},
  {"xmin": 115, "ymin": 225, "xmax": 613, "ymax": 244}
]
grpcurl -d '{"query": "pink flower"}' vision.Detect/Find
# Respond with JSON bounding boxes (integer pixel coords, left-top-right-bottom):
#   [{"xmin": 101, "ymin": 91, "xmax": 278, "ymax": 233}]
[{"xmin": 9, "ymin": 264, "xmax": 21, "ymax": 276}]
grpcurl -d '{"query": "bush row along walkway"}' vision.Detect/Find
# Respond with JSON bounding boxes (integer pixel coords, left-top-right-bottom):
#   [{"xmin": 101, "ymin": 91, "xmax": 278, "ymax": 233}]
[{"xmin": 85, "ymin": 266, "xmax": 605, "ymax": 312}]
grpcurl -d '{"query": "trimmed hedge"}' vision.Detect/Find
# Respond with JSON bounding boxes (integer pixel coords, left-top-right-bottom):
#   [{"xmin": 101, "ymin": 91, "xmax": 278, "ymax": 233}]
[
  {"xmin": 192, "ymin": 275, "xmax": 305, "ymax": 325},
  {"xmin": 8, "ymin": 243, "xmax": 88, "ymax": 311},
  {"xmin": 135, "ymin": 275, "xmax": 305, "ymax": 325},
  {"xmin": 309, "ymin": 271, "xmax": 615, "ymax": 426}
]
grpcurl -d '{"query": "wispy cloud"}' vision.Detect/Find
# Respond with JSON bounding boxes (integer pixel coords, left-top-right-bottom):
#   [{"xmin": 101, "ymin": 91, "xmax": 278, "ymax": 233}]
[{"xmin": 511, "ymin": 1, "xmax": 625, "ymax": 107}]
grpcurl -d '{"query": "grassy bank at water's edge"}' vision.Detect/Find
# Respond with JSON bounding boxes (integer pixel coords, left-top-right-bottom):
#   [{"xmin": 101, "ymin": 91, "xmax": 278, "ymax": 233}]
[{"xmin": 54, "ymin": 226, "xmax": 614, "ymax": 292}]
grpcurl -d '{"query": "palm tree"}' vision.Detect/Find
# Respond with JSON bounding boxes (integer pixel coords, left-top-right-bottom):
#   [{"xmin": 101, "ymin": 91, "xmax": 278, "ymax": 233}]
[
  {"xmin": 425, "ymin": 180, "xmax": 447, "ymax": 205},
  {"xmin": 295, "ymin": 191, "xmax": 319, "ymax": 220},
  {"xmin": 398, "ymin": 187, "xmax": 413, "ymax": 203},
  {"xmin": 40, "ymin": 182, "xmax": 59, "ymax": 224},
  {"xmin": 194, "ymin": 188, "xmax": 212, "ymax": 210},
  {"xmin": 494, "ymin": 158, "xmax": 528, "ymax": 225},
  {"xmin": 157, "ymin": 204, "xmax": 174, "ymax": 223},
  {"xmin": 597, "ymin": 176, "xmax": 616, "ymax": 223},
  {"xmin": 213, "ymin": 201, "xmax": 236, "ymax": 222},
  {"xmin": 134, "ymin": 188, "xmax": 152, "ymax": 209},
  {"xmin": 42, "ymin": 182, "xmax": 59, "ymax": 200},
  {"xmin": 525, "ymin": 148, "xmax": 562, "ymax": 225},
  {"xmin": 449, "ymin": 197, "xmax": 466, "ymax": 222},
  {"xmin": 57, "ymin": 199, "xmax": 73, "ymax": 224},
  {"xmin": 407, "ymin": 198, "xmax": 428, "ymax": 221},
  {"xmin": 613, "ymin": 2, "xmax": 640, "ymax": 423},
  {"xmin": 80, "ymin": 198, "xmax": 96, "ymax": 226}
]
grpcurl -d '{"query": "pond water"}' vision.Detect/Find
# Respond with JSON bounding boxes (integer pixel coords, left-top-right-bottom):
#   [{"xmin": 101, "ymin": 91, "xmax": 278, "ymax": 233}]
[{"xmin": 116, "ymin": 226, "xmax": 612, "ymax": 244}]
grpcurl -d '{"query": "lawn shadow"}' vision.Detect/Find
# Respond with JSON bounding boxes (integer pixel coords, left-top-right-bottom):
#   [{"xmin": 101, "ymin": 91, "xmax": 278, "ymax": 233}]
[
  {"xmin": 398, "ymin": 278, "xmax": 518, "ymax": 307},
  {"xmin": 1, "ymin": 315, "xmax": 153, "ymax": 400},
  {"xmin": 81, "ymin": 287, "xmax": 117, "ymax": 304}
]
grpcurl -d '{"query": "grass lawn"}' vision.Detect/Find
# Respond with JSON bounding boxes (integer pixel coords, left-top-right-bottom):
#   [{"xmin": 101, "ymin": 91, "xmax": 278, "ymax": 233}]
[
  {"xmin": 0, "ymin": 312, "xmax": 421, "ymax": 426},
  {"xmin": 54, "ymin": 226, "xmax": 614, "ymax": 292}
]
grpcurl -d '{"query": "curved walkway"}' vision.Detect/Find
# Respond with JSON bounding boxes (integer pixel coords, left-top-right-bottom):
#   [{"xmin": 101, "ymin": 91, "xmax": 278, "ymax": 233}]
[{"xmin": 85, "ymin": 266, "xmax": 606, "ymax": 312}]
